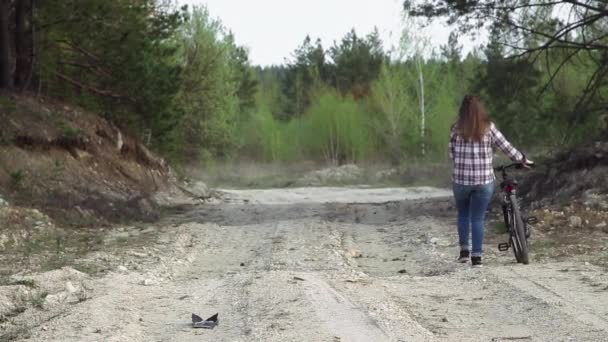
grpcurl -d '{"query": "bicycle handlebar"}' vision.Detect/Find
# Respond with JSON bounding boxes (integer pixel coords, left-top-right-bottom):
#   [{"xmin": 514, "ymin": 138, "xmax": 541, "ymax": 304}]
[{"xmin": 494, "ymin": 161, "xmax": 535, "ymax": 172}]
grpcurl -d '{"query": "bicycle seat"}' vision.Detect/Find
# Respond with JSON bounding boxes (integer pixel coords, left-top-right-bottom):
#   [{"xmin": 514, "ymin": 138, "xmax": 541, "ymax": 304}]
[{"xmin": 500, "ymin": 178, "xmax": 518, "ymax": 188}]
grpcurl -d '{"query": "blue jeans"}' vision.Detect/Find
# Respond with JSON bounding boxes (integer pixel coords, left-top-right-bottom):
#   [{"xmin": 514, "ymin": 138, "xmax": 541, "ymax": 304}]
[{"xmin": 453, "ymin": 181, "xmax": 495, "ymax": 257}]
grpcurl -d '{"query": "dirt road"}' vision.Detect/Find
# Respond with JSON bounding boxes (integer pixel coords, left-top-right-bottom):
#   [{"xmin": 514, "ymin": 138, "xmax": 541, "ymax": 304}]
[{"xmin": 15, "ymin": 187, "xmax": 608, "ymax": 341}]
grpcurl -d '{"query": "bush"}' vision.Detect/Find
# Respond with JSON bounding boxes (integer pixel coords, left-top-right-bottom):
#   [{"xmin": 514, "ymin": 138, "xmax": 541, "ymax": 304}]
[
  {"xmin": 10, "ymin": 170, "xmax": 25, "ymax": 189},
  {"xmin": 298, "ymin": 89, "xmax": 371, "ymax": 164},
  {"xmin": 241, "ymin": 105, "xmax": 290, "ymax": 162}
]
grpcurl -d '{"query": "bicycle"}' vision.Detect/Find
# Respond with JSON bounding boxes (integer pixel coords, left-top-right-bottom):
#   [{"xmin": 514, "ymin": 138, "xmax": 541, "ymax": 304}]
[{"xmin": 494, "ymin": 162, "xmax": 537, "ymax": 264}]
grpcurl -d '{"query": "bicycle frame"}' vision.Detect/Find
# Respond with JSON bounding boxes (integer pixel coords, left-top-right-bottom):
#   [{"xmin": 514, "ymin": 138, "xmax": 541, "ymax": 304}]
[
  {"xmin": 497, "ymin": 175, "xmax": 517, "ymax": 250},
  {"xmin": 494, "ymin": 163, "xmax": 536, "ymax": 262}
]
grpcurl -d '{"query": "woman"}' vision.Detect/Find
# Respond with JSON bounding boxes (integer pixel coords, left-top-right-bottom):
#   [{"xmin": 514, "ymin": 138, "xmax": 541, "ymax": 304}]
[{"xmin": 449, "ymin": 95, "xmax": 533, "ymax": 267}]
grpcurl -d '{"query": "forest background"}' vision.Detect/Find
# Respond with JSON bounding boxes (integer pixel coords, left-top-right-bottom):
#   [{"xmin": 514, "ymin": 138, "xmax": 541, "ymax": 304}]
[{"xmin": 1, "ymin": 0, "xmax": 605, "ymax": 175}]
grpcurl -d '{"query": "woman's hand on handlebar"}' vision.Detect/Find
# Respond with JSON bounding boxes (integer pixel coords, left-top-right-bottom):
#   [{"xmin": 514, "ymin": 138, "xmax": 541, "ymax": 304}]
[{"xmin": 523, "ymin": 159, "xmax": 535, "ymax": 169}]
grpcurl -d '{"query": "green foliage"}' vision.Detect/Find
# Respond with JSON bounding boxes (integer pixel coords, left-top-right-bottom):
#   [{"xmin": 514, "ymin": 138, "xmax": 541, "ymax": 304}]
[
  {"xmin": 474, "ymin": 27, "xmax": 543, "ymax": 146},
  {"xmin": 536, "ymin": 48, "xmax": 605, "ymax": 147},
  {"xmin": 58, "ymin": 121, "xmax": 81, "ymax": 139},
  {"xmin": 298, "ymin": 89, "xmax": 371, "ymax": 164},
  {"xmin": 329, "ymin": 29, "xmax": 384, "ymax": 98},
  {"xmin": 36, "ymin": 0, "xmax": 185, "ymax": 139},
  {"xmin": 2, "ymin": 0, "xmax": 602, "ymax": 168},
  {"xmin": 408, "ymin": 1, "xmax": 608, "ymax": 151},
  {"xmin": 278, "ymin": 29, "xmax": 386, "ymax": 121},
  {"xmin": 231, "ymin": 45, "xmax": 259, "ymax": 116},
  {"xmin": 52, "ymin": 159, "xmax": 65, "ymax": 179},
  {"xmin": 440, "ymin": 32, "xmax": 462, "ymax": 64},
  {"xmin": 281, "ymin": 36, "xmax": 329, "ymax": 119},
  {"xmin": 0, "ymin": 132, "xmax": 11, "ymax": 146},
  {"xmin": 10, "ymin": 170, "xmax": 25, "ymax": 189},
  {"xmin": 371, "ymin": 56, "xmax": 463, "ymax": 163},
  {"xmin": 28, "ymin": 290, "xmax": 48, "ymax": 309},
  {"xmin": 6, "ymin": 1, "xmax": 261, "ymax": 165},
  {"xmin": 239, "ymin": 87, "xmax": 373, "ymax": 164},
  {"xmin": 161, "ymin": 6, "xmax": 256, "ymax": 163},
  {"xmin": 371, "ymin": 62, "xmax": 418, "ymax": 164},
  {"xmin": 0, "ymin": 95, "xmax": 16, "ymax": 113},
  {"xmin": 255, "ymin": 67, "xmax": 290, "ymax": 121},
  {"xmin": 493, "ymin": 222, "xmax": 508, "ymax": 234},
  {"xmin": 242, "ymin": 104, "xmax": 289, "ymax": 162},
  {"xmin": 470, "ymin": 25, "xmax": 606, "ymax": 150}
]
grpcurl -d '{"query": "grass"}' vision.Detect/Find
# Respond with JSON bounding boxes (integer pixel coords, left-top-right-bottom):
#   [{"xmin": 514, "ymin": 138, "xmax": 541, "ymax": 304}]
[
  {"xmin": 37, "ymin": 253, "xmax": 75, "ymax": 272},
  {"xmin": 52, "ymin": 159, "xmax": 65, "ymax": 179},
  {"xmin": 530, "ymin": 240, "xmax": 559, "ymax": 250},
  {"xmin": 9, "ymin": 170, "xmax": 25, "ymax": 189},
  {"xmin": 0, "ymin": 221, "xmax": 160, "ymax": 281},
  {"xmin": 493, "ymin": 222, "xmax": 509, "ymax": 234},
  {"xmin": 530, "ymin": 240, "xmax": 560, "ymax": 258},
  {"xmin": 73, "ymin": 262, "xmax": 107, "ymax": 276},
  {"xmin": 57, "ymin": 119, "xmax": 82, "ymax": 139},
  {"xmin": 60, "ymin": 125, "xmax": 81, "ymax": 139},
  {"xmin": 0, "ymin": 131, "xmax": 12, "ymax": 145},
  {"xmin": 28, "ymin": 290, "xmax": 49, "ymax": 309},
  {"xmin": 0, "ymin": 95, "xmax": 17, "ymax": 113}
]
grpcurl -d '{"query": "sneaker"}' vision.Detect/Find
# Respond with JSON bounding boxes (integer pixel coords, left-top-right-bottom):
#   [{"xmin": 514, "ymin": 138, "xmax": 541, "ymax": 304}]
[
  {"xmin": 458, "ymin": 250, "xmax": 470, "ymax": 263},
  {"xmin": 471, "ymin": 256, "xmax": 483, "ymax": 267}
]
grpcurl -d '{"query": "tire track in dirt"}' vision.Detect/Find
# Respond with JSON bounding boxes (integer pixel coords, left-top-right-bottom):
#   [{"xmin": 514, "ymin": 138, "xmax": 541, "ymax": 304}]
[
  {"xmin": 490, "ymin": 264, "xmax": 608, "ymax": 331},
  {"xmin": 302, "ymin": 274, "xmax": 389, "ymax": 342},
  {"xmin": 13, "ymin": 187, "xmax": 608, "ymax": 341}
]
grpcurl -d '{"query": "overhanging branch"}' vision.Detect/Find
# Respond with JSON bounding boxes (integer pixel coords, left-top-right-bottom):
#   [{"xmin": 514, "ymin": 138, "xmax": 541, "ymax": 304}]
[{"xmin": 53, "ymin": 71, "xmax": 133, "ymax": 101}]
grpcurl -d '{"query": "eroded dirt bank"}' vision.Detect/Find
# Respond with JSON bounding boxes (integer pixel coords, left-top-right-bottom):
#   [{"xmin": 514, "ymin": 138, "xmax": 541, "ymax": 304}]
[{"xmin": 3, "ymin": 187, "xmax": 608, "ymax": 341}]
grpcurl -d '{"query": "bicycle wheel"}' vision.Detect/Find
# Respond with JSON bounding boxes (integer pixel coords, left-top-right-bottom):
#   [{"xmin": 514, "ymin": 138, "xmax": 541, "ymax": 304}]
[
  {"xmin": 502, "ymin": 204, "xmax": 510, "ymax": 230},
  {"xmin": 505, "ymin": 205, "xmax": 521, "ymax": 258},
  {"xmin": 509, "ymin": 195, "xmax": 529, "ymax": 264}
]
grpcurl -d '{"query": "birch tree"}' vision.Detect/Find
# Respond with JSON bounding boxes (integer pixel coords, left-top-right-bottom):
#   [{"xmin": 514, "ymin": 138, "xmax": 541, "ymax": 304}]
[{"xmin": 400, "ymin": 13, "xmax": 434, "ymax": 157}]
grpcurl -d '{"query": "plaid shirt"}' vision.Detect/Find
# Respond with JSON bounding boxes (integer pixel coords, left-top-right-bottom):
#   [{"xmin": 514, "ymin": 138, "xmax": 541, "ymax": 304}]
[{"xmin": 449, "ymin": 123, "xmax": 524, "ymax": 185}]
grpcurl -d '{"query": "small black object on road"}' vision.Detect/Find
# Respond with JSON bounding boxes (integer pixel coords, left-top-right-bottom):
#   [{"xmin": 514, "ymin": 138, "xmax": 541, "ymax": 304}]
[{"xmin": 192, "ymin": 313, "xmax": 219, "ymax": 329}]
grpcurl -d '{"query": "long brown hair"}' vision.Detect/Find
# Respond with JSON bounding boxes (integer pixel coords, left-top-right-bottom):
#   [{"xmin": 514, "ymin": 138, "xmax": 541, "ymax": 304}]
[{"xmin": 455, "ymin": 95, "xmax": 491, "ymax": 142}]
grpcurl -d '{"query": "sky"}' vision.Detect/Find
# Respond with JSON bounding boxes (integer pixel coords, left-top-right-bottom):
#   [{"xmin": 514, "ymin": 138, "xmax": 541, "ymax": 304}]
[{"xmin": 178, "ymin": 0, "xmax": 484, "ymax": 66}]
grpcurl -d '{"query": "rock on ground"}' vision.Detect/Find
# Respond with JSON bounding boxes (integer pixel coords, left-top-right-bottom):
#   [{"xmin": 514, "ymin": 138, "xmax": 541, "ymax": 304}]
[
  {"xmin": 582, "ymin": 191, "xmax": 608, "ymax": 211},
  {"xmin": 569, "ymin": 215, "xmax": 583, "ymax": 227}
]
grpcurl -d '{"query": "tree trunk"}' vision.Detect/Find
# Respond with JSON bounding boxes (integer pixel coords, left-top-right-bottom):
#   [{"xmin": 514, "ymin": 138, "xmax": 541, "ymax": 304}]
[
  {"xmin": 15, "ymin": 0, "xmax": 33, "ymax": 90},
  {"xmin": 0, "ymin": 0, "xmax": 13, "ymax": 90}
]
